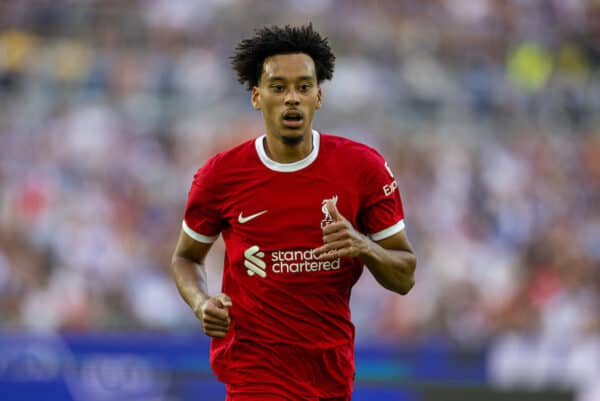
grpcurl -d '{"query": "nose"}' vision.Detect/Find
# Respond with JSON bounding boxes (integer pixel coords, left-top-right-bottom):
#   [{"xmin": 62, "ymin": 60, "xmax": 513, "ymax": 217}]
[{"xmin": 284, "ymin": 88, "xmax": 300, "ymax": 106}]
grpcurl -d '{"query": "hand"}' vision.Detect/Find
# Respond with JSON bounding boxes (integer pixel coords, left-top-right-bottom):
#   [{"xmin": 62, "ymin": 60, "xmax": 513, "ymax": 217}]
[
  {"xmin": 194, "ymin": 293, "xmax": 232, "ymax": 338},
  {"xmin": 313, "ymin": 200, "xmax": 369, "ymax": 260}
]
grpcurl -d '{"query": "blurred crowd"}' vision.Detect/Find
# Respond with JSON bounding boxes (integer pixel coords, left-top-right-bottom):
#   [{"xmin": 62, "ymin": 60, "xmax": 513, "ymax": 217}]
[{"xmin": 1, "ymin": 0, "xmax": 600, "ymax": 399}]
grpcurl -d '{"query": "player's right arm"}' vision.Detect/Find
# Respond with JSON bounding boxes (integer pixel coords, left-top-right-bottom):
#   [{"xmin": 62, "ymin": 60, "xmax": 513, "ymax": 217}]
[{"xmin": 171, "ymin": 229, "xmax": 232, "ymax": 338}]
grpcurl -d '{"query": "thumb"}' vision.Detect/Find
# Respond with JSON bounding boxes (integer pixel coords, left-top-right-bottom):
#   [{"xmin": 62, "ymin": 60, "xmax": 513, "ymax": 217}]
[
  {"xmin": 327, "ymin": 200, "xmax": 343, "ymax": 222},
  {"xmin": 216, "ymin": 293, "xmax": 232, "ymax": 308}
]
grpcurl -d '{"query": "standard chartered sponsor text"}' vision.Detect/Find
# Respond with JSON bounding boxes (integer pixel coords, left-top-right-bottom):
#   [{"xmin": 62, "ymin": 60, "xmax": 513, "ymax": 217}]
[{"xmin": 271, "ymin": 249, "xmax": 340, "ymax": 273}]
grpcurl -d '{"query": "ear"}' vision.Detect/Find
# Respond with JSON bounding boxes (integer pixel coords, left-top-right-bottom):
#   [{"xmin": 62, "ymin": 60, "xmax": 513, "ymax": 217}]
[
  {"xmin": 316, "ymin": 86, "xmax": 323, "ymax": 109},
  {"xmin": 251, "ymin": 86, "xmax": 261, "ymax": 110}
]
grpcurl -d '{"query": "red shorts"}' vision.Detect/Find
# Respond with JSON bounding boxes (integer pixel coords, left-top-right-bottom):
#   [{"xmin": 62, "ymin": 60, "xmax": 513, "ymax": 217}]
[
  {"xmin": 214, "ymin": 340, "xmax": 354, "ymax": 401},
  {"xmin": 226, "ymin": 394, "xmax": 349, "ymax": 401}
]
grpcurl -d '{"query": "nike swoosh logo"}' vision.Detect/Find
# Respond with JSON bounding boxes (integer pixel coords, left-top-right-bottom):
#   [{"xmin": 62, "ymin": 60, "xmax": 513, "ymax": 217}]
[{"xmin": 238, "ymin": 210, "xmax": 268, "ymax": 224}]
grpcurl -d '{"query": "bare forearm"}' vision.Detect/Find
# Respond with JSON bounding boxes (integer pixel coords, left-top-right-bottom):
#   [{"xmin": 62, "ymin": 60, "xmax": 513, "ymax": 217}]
[
  {"xmin": 171, "ymin": 256, "xmax": 209, "ymax": 314},
  {"xmin": 360, "ymin": 241, "xmax": 416, "ymax": 295}
]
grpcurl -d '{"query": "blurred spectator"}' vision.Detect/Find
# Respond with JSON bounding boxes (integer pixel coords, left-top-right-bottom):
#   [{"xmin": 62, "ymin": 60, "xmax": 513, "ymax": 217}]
[{"xmin": 0, "ymin": 0, "xmax": 599, "ymax": 399}]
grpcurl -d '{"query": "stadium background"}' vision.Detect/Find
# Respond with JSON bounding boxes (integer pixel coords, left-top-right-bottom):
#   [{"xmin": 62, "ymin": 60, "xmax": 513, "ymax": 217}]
[{"xmin": 0, "ymin": 0, "xmax": 599, "ymax": 400}]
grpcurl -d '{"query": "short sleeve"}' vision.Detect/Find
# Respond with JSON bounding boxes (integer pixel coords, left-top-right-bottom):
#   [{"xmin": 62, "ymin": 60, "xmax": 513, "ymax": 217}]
[
  {"xmin": 182, "ymin": 157, "xmax": 223, "ymax": 243},
  {"xmin": 358, "ymin": 151, "xmax": 405, "ymax": 241}
]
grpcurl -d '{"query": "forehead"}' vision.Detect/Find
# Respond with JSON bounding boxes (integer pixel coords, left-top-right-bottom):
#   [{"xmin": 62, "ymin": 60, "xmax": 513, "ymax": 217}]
[{"xmin": 261, "ymin": 53, "xmax": 316, "ymax": 81}]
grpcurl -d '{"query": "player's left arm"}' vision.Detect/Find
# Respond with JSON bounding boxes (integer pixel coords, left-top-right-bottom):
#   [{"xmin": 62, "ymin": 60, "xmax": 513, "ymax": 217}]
[{"xmin": 314, "ymin": 200, "xmax": 416, "ymax": 295}]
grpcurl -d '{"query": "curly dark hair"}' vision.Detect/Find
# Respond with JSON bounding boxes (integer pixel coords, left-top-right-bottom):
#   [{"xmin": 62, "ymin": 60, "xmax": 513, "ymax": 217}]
[{"xmin": 231, "ymin": 23, "xmax": 336, "ymax": 91}]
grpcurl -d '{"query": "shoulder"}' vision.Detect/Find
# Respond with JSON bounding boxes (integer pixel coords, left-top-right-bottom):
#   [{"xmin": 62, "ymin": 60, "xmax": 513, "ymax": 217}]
[
  {"xmin": 196, "ymin": 137, "xmax": 257, "ymax": 174},
  {"xmin": 192, "ymin": 137, "xmax": 257, "ymax": 187},
  {"xmin": 319, "ymin": 132, "xmax": 387, "ymax": 167},
  {"xmin": 319, "ymin": 132, "xmax": 395, "ymax": 192},
  {"xmin": 214, "ymin": 137, "xmax": 257, "ymax": 166}
]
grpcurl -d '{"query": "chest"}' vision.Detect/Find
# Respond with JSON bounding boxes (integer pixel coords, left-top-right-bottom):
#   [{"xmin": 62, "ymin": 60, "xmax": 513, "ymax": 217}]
[{"xmin": 218, "ymin": 170, "xmax": 361, "ymax": 249}]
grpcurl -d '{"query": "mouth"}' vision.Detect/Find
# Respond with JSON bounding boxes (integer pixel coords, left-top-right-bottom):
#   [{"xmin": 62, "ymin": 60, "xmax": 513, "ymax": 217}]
[{"xmin": 282, "ymin": 110, "xmax": 304, "ymax": 129}]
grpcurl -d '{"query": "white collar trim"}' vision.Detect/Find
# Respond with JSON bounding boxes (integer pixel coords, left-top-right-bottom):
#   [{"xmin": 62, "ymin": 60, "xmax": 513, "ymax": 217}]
[{"xmin": 255, "ymin": 130, "xmax": 320, "ymax": 172}]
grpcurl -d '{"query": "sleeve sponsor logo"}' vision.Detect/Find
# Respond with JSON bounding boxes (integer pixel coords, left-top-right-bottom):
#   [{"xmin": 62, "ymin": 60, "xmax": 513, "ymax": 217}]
[
  {"xmin": 382, "ymin": 161, "xmax": 398, "ymax": 196},
  {"xmin": 383, "ymin": 180, "xmax": 398, "ymax": 196}
]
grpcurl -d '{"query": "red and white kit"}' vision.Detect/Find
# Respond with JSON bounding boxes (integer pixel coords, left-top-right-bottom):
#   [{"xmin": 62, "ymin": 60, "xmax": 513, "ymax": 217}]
[{"xmin": 183, "ymin": 131, "xmax": 405, "ymax": 400}]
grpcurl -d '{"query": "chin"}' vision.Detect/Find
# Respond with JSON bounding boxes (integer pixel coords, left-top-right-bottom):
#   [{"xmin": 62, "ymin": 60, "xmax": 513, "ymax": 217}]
[{"xmin": 279, "ymin": 132, "xmax": 305, "ymax": 146}]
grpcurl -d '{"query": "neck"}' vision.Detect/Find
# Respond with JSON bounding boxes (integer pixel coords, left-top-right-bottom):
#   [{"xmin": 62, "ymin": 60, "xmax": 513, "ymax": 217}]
[{"xmin": 264, "ymin": 130, "xmax": 313, "ymax": 163}]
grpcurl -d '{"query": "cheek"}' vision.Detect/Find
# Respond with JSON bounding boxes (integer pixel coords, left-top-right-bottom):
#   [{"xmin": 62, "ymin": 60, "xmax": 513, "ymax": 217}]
[
  {"xmin": 264, "ymin": 104, "xmax": 278, "ymax": 116},
  {"xmin": 264, "ymin": 99, "xmax": 283, "ymax": 114},
  {"xmin": 259, "ymin": 94, "xmax": 275, "ymax": 106}
]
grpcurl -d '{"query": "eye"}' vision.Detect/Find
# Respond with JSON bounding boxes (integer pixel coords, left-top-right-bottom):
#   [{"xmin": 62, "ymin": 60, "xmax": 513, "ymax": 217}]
[
  {"xmin": 299, "ymin": 84, "xmax": 312, "ymax": 92},
  {"xmin": 271, "ymin": 85, "xmax": 284, "ymax": 92}
]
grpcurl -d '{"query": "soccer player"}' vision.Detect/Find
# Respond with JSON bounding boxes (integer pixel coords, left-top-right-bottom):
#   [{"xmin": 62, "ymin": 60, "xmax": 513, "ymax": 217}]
[{"xmin": 171, "ymin": 24, "xmax": 416, "ymax": 401}]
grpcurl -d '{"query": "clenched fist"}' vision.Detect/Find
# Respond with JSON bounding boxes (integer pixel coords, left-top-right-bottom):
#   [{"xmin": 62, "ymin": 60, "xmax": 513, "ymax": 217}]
[{"xmin": 194, "ymin": 293, "xmax": 232, "ymax": 338}]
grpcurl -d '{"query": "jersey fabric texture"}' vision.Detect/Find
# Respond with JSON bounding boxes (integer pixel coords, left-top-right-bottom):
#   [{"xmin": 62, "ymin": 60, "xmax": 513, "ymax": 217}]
[
  {"xmin": 183, "ymin": 130, "xmax": 405, "ymax": 399},
  {"xmin": 225, "ymin": 391, "xmax": 349, "ymax": 401}
]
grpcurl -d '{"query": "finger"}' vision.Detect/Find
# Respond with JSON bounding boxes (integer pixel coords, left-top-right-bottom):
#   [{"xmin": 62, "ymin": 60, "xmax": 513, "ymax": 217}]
[
  {"xmin": 216, "ymin": 293, "xmax": 233, "ymax": 308},
  {"xmin": 321, "ymin": 221, "xmax": 346, "ymax": 235},
  {"xmin": 203, "ymin": 321, "xmax": 230, "ymax": 331},
  {"xmin": 314, "ymin": 249, "xmax": 339, "ymax": 261},
  {"xmin": 203, "ymin": 312, "xmax": 230, "ymax": 323},
  {"xmin": 315, "ymin": 245, "xmax": 357, "ymax": 260},
  {"xmin": 314, "ymin": 246, "xmax": 344, "ymax": 261},
  {"xmin": 313, "ymin": 245, "xmax": 327, "ymax": 258},
  {"xmin": 203, "ymin": 315, "xmax": 230, "ymax": 326},
  {"xmin": 335, "ymin": 247, "xmax": 356, "ymax": 258},
  {"xmin": 204, "ymin": 329, "xmax": 229, "ymax": 338},
  {"xmin": 313, "ymin": 242, "xmax": 336, "ymax": 256},
  {"xmin": 202, "ymin": 304, "xmax": 230, "ymax": 320},
  {"xmin": 320, "ymin": 239, "xmax": 353, "ymax": 253},
  {"xmin": 323, "ymin": 231, "xmax": 348, "ymax": 244},
  {"xmin": 327, "ymin": 199, "xmax": 344, "ymax": 222}
]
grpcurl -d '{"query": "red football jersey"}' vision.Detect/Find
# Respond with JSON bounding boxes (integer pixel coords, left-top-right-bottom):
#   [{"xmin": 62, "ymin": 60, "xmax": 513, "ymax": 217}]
[{"xmin": 183, "ymin": 131, "xmax": 405, "ymax": 398}]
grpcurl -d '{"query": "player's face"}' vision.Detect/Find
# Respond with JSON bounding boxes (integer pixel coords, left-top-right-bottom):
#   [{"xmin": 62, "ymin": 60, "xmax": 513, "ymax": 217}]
[{"xmin": 252, "ymin": 53, "xmax": 322, "ymax": 146}]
